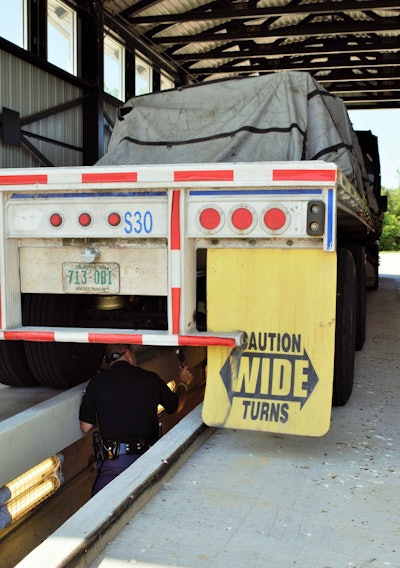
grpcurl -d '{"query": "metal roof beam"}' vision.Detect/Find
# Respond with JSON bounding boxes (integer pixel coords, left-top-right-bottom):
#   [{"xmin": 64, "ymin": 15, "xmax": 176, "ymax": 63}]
[
  {"xmin": 318, "ymin": 66, "xmax": 400, "ymax": 80},
  {"xmin": 172, "ymin": 37, "xmax": 400, "ymax": 62},
  {"xmin": 151, "ymin": 18, "xmax": 400, "ymax": 45},
  {"xmin": 332, "ymin": 81, "xmax": 400, "ymax": 94},
  {"xmin": 185, "ymin": 53, "xmax": 400, "ymax": 76},
  {"xmin": 340, "ymin": 99, "xmax": 400, "ymax": 107},
  {"xmin": 129, "ymin": 2, "xmax": 400, "ymax": 25},
  {"xmin": 192, "ymin": 67, "xmax": 400, "ymax": 84},
  {"xmin": 119, "ymin": 0, "xmax": 161, "ymax": 19}
]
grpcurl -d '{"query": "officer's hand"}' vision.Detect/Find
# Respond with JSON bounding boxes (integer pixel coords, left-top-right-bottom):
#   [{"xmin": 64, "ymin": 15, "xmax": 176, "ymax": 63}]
[{"xmin": 179, "ymin": 365, "xmax": 193, "ymax": 386}]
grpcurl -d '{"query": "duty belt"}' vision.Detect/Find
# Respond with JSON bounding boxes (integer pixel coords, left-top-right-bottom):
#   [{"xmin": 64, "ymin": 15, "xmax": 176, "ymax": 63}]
[{"xmin": 93, "ymin": 433, "xmax": 156, "ymax": 461}]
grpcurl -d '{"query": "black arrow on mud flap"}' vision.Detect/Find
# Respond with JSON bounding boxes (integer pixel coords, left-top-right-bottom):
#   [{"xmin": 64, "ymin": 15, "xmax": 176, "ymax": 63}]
[
  {"xmin": 298, "ymin": 349, "xmax": 319, "ymax": 408},
  {"xmin": 219, "ymin": 345, "xmax": 244, "ymax": 404}
]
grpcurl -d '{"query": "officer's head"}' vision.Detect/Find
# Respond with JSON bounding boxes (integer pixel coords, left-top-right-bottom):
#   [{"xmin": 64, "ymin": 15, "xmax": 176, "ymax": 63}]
[{"xmin": 104, "ymin": 344, "xmax": 136, "ymax": 366}]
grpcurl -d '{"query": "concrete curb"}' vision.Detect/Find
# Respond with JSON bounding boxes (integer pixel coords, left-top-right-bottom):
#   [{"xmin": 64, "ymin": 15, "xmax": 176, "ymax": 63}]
[
  {"xmin": 0, "ymin": 384, "xmax": 85, "ymax": 487},
  {"xmin": 15, "ymin": 404, "xmax": 212, "ymax": 568}
]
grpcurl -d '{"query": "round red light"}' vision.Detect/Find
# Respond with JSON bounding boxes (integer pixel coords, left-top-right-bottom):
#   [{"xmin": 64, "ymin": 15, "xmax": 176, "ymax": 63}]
[
  {"xmin": 264, "ymin": 208, "xmax": 286, "ymax": 230},
  {"xmin": 108, "ymin": 212, "xmax": 121, "ymax": 227},
  {"xmin": 50, "ymin": 213, "xmax": 63, "ymax": 227},
  {"xmin": 231, "ymin": 207, "xmax": 253, "ymax": 231},
  {"xmin": 79, "ymin": 212, "xmax": 92, "ymax": 227},
  {"xmin": 199, "ymin": 207, "xmax": 221, "ymax": 230}
]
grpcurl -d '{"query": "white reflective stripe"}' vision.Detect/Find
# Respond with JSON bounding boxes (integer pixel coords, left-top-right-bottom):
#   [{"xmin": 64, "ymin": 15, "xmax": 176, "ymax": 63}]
[
  {"xmin": 141, "ymin": 334, "xmax": 179, "ymax": 346},
  {"xmin": 54, "ymin": 330, "xmax": 90, "ymax": 342},
  {"xmin": 169, "ymin": 250, "xmax": 181, "ymax": 288},
  {"xmin": 137, "ymin": 167, "xmax": 174, "ymax": 183},
  {"xmin": 233, "ymin": 163, "xmax": 274, "ymax": 183},
  {"xmin": 47, "ymin": 171, "xmax": 83, "ymax": 185}
]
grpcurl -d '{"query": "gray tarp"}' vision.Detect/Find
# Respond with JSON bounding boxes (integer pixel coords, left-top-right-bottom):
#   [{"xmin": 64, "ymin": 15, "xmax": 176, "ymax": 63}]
[{"xmin": 98, "ymin": 71, "xmax": 377, "ymax": 212}]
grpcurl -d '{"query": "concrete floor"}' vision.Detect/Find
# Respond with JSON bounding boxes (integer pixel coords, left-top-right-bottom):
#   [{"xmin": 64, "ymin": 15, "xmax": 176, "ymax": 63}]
[
  {"xmin": 88, "ymin": 265, "xmax": 400, "ymax": 568},
  {"xmin": 0, "ymin": 385, "xmax": 62, "ymax": 421}
]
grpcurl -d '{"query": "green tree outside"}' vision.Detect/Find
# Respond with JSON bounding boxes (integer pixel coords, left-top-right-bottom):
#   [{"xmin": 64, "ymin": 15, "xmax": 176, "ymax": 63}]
[{"xmin": 379, "ymin": 174, "xmax": 400, "ymax": 251}]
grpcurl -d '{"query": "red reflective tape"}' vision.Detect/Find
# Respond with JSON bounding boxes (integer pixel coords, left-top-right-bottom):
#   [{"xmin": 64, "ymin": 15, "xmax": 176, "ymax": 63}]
[
  {"xmin": 0, "ymin": 174, "xmax": 48, "ymax": 185},
  {"xmin": 4, "ymin": 330, "xmax": 55, "ymax": 341},
  {"xmin": 172, "ymin": 287, "xmax": 181, "ymax": 335},
  {"xmin": 170, "ymin": 190, "xmax": 181, "ymax": 250},
  {"xmin": 178, "ymin": 336, "xmax": 237, "ymax": 347},
  {"xmin": 88, "ymin": 333, "xmax": 144, "ymax": 344},
  {"xmin": 272, "ymin": 169, "xmax": 336, "ymax": 182},
  {"xmin": 82, "ymin": 172, "xmax": 138, "ymax": 183},
  {"xmin": 174, "ymin": 169, "xmax": 234, "ymax": 182}
]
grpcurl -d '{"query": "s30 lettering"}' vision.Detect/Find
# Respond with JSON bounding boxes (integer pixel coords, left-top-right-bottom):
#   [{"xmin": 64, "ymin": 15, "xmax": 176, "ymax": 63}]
[{"xmin": 124, "ymin": 210, "xmax": 153, "ymax": 234}]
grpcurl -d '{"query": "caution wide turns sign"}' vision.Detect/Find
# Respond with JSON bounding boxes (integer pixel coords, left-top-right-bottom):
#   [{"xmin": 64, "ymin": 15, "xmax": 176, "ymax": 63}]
[{"xmin": 203, "ymin": 248, "xmax": 337, "ymax": 437}]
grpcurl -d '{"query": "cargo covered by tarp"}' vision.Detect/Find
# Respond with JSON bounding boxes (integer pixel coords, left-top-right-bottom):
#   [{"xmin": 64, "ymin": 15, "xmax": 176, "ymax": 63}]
[{"xmin": 98, "ymin": 71, "xmax": 378, "ymax": 212}]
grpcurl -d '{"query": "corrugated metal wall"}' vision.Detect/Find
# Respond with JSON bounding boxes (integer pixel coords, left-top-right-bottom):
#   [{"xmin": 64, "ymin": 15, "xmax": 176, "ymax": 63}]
[{"xmin": 0, "ymin": 50, "xmax": 84, "ymax": 168}]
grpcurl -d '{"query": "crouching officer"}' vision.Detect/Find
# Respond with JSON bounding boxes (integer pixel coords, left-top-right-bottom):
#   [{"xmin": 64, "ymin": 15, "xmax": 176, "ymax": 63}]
[{"xmin": 79, "ymin": 344, "xmax": 192, "ymax": 496}]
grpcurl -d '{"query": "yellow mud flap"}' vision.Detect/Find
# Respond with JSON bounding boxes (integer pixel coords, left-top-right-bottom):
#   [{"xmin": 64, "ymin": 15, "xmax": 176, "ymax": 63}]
[{"xmin": 202, "ymin": 248, "xmax": 337, "ymax": 436}]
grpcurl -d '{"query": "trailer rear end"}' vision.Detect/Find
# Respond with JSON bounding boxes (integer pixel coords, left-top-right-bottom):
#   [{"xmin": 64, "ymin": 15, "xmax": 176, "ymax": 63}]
[{"xmin": 0, "ymin": 158, "xmax": 381, "ymax": 436}]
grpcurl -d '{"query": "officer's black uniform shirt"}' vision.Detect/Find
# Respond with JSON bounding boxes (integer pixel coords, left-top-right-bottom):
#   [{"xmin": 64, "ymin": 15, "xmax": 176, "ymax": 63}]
[{"xmin": 79, "ymin": 361, "xmax": 179, "ymax": 441}]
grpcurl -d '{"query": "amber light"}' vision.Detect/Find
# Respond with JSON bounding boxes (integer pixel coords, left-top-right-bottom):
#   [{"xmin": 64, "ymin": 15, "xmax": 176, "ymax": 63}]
[
  {"xmin": 231, "ymin": 207, "xmax": 254, "ymax": 231},
  {"xmin": 108, "ymin": 212, "xmax": 121, "ymax": 226},
  {"xmin": 199, "ymin": 207, "xmax": 221, "ymax": 230},
  {"xmin": 79, "ymin": 212, "xmax": 92, "ymax": 227},
  {"xmin": 264, "ymin": 208, "xmax": 286, "ymax": 230},
  {"xmin": 50, "ymin": 213, "xmax": 63, "ymax": 227},
  {"xmin": 0, "ymin": 454, "xmax": 63, "ymax": 529}
]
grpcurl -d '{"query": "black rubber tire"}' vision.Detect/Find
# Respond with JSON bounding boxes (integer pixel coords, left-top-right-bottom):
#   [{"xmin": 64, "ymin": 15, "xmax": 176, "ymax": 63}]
[
  {"xmin": 366, "ymin": 243, "xmax": 379, "ymax": 291},
  {"xmin": 347, "ymin": 245, "xmax": 367, "ymax": 351},
  {"xmin": 0, "ymin": 294, "xmax": 39, "ymax": 387},
  {"xmin": 0, "ymin": 341, "xmax": 39, "ymax": 387},
  {"xmin": 23, "ymin": 294, "xmax": 105, "ymax": 388},
  {"xmin": 332, "ymin": 248, "xmax": 357, "ymax": 407}
]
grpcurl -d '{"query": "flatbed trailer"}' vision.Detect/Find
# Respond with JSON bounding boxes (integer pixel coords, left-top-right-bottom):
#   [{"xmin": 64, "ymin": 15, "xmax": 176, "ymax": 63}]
[
  {"xmin": 0, "ymin": 160, "xmax": 380, "ymax": 439},
  {"xmin": 0, "ymin": 70, "xmax": 388, "ymax": 543}
]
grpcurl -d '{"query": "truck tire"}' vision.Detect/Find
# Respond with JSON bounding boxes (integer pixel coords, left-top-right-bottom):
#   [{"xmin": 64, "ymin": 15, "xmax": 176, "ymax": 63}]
[
  {"xmin": 0, "ymin": 341, "xmax": 39, "ymax": 387},
  {"xmin": 332, "ymin": 248, "xmax": 356, "ymax": 406},
  {"xmin": 366, "ymin": 242, "xmax": 379, "ymax": 291},
  {"xmin": 347, "ymin": 245, "xmax": 367, "ymax": 351},
  {"xmin": 23, "ymin": 294, "xmax": 105, "ymax": 388},
  {"xmin": 0, "ymin": 295, "xmax": 39, "ymax": 387}
]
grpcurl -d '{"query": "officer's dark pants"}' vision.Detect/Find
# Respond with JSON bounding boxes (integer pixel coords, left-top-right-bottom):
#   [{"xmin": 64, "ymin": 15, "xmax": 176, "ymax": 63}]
[{"xmin": 92, "ymin": 454, "xmax": 140, "ymax": 495}]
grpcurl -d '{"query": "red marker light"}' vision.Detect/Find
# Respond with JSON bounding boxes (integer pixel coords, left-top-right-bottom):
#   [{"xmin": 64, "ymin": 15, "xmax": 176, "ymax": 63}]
[
  {"xmin": 50, "ymin": 213, "xmax": 63, "ymax": 227},
  {"xmin": 231, "ymin": 207, "xmax": 254, "ymax": 231},
  {"xmin": 199, "ymin": 207, "xmax": 222, "ymax": 231},
  {"xmin": 79, "ymin": 212, "xmax": 92, "ymax": 227},
  {"xmin": 264, "ymin": 208, "xmax": 286, "ymax": 230},
  {"xmin": 108, "ymin": 212, "xmax": 121, "ymax": 227}
]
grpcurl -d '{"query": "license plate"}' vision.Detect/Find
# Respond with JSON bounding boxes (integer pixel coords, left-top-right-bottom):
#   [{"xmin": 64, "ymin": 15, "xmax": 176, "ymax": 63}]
[{"xmin": 62, "ymin": 263, "xmax": 120, "ymax": 294}]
